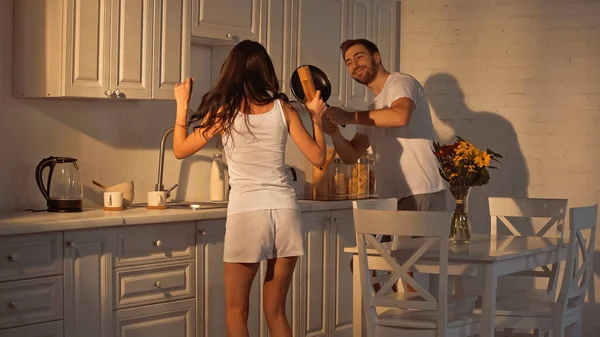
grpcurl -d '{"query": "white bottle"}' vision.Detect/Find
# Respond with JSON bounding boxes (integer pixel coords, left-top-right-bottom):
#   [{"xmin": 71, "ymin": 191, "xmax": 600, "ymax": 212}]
[{"xmin": 210, "ymin": 153, "xmax": 225, "ymax": 201}]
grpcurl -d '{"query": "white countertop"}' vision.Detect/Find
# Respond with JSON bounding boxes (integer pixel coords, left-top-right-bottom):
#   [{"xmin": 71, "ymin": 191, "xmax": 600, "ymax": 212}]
[{"xmin": 0, "ymin": 200, "xmax": 354, "ymax": 237}]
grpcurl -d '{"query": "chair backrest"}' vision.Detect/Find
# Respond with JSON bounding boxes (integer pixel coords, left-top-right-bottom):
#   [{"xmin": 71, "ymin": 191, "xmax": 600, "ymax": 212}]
[
  {"xmin": 556, "ymin": 204, "xmax": 598, "ymax": 316},
  {"xmin": 489, "ymin": 197, "xmax": 568, "ymax": 239},
  {"xmin": 353, "ymin": 198, "xmax": 398, "ymax": 242},
  {"xmin": 353, "ymin": 208, "xmax": 453, "ymax": 333},
  {"xmin": 353, "ymin": 198, "xmax": 398, "ymax": 211}
]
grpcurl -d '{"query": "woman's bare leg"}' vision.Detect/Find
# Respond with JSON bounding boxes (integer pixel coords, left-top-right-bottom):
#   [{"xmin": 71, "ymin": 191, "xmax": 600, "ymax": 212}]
[
  {"xmin": 263, "ymin": 256, "xmax": 298, "ymax": 337},
  {"xmin": 224, "ymin": 262, "xmax": 260, "ymax": 337}
]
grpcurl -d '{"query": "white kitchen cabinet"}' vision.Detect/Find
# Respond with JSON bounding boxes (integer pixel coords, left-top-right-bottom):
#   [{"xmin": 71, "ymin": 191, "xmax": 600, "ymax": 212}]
[
  {"xmin": 328, "ymin": 209, "xmax": 355, "ymax": 337},
  {"xmin": 110, "ymin": 0, "xmax": 154, "ymax": 99},
  {"xmin": 63, "ymin": 228, "xmax": 117, "ymax": 337},
  {"xmin": 295, "ymin": 0, "xmax": 348, "ymax": 108},
  {"xmin": 13, "ymin": 0, "xmax": 190, "ymax": 100},
  {"xmin": 192, "ymin": 0, "xmax": 261, "ymax": 42},
  {"xmin": 0, "ymin": 233, "xmax": 62, "ymax": 283},
  {"xmin": 298, "ymin": 210, "xmax": 330, "ymax": 337},
  {"xmin": 0, "ymin": 276, "xmax": 63, "ymax": 330},
  {"xmin": 0, "ymin": 206, "xmax": 355, "ymax": 337},
  {"xmin": 195, "ymin": 220, "xmax": 227, "ymax": 337},
  {"xmin": 345, "ymin": 0, "xmax": 373, "ymax": 111},
  {"xmin": 294, "ymin": 209, "xmax": 356, "ymax": 337},
  {"xmin": 152, "ymin": 0, "xmax": 192, "ymax": 99},
  {"xmin": 0, "ymin": 320, "xmax": 64, "ymax": 337},
  {"xmin": 372, "ymin": 0, "xmax": 398, "ymax": 73},
  {"xmin": 114, "ymin": 299, "xmax": 195, "ymax": 337},
  {"xmin": 260, "ymin": 0, "xmax": 297, "ymax": 97}
]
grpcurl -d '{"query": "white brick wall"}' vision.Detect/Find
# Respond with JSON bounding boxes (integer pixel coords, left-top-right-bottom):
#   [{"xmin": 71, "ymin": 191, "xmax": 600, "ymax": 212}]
[{"xmin": 401, "ymin": 0, "xmax": 600, "ymax": 334}]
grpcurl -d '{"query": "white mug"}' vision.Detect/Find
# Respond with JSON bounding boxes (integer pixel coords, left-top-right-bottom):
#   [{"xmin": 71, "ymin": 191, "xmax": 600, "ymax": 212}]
[
  {"xmin": 147, "ymin": 191, "xmax": 168, "ymax": 207},
  {"xmin": 104, "ymin": 191, "xmax": 123, "ymax": 208}
]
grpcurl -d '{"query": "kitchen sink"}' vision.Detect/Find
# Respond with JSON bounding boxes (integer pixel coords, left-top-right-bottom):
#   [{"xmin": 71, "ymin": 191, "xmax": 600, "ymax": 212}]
[{"xmin": 165, "ymin": 201, "xmax": 228, "ymax": 210}]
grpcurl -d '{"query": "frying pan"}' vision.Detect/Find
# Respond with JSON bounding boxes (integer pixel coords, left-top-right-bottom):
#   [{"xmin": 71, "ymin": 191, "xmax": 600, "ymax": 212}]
[
  {"xmin": 290, "ymin": 65, "xmax": 332, "ymax": 103},
  {"xmin": 290, "ymin": 65, "xmax": 345, "ymax": 127}
]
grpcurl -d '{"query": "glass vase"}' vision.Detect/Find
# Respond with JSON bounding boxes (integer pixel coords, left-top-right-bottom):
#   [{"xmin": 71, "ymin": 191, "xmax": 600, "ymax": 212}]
[{"xmin": 450, "ymin": 187, "xmax": 472, "ymax": 244}]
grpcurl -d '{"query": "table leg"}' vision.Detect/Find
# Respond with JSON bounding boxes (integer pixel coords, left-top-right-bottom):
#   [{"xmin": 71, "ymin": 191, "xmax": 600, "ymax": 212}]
[
  {"xmin": 481, "ymin": 264, "xmax": 498, "ymax": 337},
  {"xmin": 352, "ymin": 255, "xmax": 363, "ymax": 337}
]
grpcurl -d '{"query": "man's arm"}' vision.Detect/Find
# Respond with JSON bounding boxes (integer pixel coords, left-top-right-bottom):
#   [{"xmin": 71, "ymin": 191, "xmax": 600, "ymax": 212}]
[
  {"xmin": 327, "ymin": 97, "xmax": 416, "ymax": 128},
  {"xmin": 324, "ymin": 121, "xmax": 371, "ymax": 165}
]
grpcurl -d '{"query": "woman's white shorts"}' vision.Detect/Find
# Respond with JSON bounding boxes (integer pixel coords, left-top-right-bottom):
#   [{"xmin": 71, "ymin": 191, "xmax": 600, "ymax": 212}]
[{"xmin": 223, "ymin": 208, "xmax": 304, "ymax": 263}]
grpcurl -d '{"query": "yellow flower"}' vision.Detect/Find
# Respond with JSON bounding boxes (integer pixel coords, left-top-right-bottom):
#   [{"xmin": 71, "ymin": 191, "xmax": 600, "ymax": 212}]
[{"xmin": 474, "ymin": 151, "xmax": 491, "ymax": 168}]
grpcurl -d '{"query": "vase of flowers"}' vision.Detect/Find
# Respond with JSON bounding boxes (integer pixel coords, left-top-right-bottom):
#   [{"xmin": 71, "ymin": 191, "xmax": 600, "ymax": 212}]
[{"xmin": 433, "ymin": 137, "xmax": 502, "ymax": 244}]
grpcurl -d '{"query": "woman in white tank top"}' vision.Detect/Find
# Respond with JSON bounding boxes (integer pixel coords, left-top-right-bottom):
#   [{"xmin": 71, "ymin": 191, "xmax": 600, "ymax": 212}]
[{"xmin": 171, "ymin": 40, "xmax": 327, "ymax": 337}]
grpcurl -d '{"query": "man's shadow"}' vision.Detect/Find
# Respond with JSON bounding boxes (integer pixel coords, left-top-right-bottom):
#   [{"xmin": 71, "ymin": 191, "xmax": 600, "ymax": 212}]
[{"xmin": 424, "ymin": 73, "xmax": 531, "ymax": 236}]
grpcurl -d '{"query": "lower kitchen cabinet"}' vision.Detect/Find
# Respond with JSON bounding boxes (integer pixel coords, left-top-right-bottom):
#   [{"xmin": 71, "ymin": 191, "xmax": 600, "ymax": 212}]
[
  {"xmin": 195, "ymin": 219, "xmax": 227, "ymax": 337},
  {"xmin": 114, "ymin": 299, "xmax": 195, "ymax": 337},
  {"xmin": 64, "ymin": 228, "xmax": 117, "ymax": 337},
  {"xmin": 0, "ymin": 320, "xmax": 64, "ymax": 337},
  {"xmin": 0, "ymin": 208, "xmax": 355, "ymax": 337},
  {"xmin": 297, "ymin": 209, "xmax": 355, "ymax": 337}
]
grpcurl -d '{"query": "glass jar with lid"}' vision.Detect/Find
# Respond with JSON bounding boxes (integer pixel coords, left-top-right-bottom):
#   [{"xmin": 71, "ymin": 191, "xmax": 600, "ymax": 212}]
[
  {"xmin": 351, "ymin": 154, "xmax": 370, "ymax": 199},
  {"xmin": 328, "ymin": 157, "xmax": 349, "ymax": 199}
]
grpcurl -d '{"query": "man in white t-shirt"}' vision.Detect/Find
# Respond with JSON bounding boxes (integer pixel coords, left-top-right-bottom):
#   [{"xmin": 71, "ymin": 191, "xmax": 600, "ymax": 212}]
[{"xmin": 325, "ymin": 39, "xmax": 446, "ymax": 211}]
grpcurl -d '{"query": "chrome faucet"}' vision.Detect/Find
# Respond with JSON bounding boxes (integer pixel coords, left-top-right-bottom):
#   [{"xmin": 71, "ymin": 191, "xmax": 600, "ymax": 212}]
[{"xmin": 155, "ymin": 127, "xmax": 178, "ymax": 197}]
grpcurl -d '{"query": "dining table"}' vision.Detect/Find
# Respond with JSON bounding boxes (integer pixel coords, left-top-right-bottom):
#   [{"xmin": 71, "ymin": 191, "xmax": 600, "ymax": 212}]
[{"xmin": 344, "ymin": 234, "xmax": 569, "ymax": 337}]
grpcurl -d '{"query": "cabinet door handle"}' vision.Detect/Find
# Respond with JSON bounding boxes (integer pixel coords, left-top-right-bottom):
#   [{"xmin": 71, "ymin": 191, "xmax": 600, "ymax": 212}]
[
  {"xmin": 198, "ymin": 229, "xmax": 206, "ymax": 236},
  {"xmin": 8, "ymin": 301, "xmax": 17, "ymax": 309},
  {"xmin": 66, "ymin": 241, "xmax": 75, "ymax": 247},
  {"xmin": 154, "ymin": 280, "xmax": 161, "ymax": 288},
  {"xmin": 114, "ymin": 88, "xmax": 121, "ymax": 97},
  {"xmin": 153, "ymin": 240, "xmax": 162, "ymax": 247},
  {"xmin": 7, "ymin": 254, "xmax": 17, "ymax": 262},
  {"xmin": 225, "ymin": 32, "xmax": 232, "ymax": 39},
  {"xmin": 331, "ymin": 217, "xmax": 337, "ymax": 223},
  {"xmin": 104, "ymin": 89, "xmax": 112, "ymax": 97}
]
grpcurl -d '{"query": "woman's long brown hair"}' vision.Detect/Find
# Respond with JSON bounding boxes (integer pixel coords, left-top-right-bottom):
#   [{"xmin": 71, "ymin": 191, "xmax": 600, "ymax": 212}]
[{"xmin": 189, "ymin": 40, "xmax": 290, "ymax": 139}]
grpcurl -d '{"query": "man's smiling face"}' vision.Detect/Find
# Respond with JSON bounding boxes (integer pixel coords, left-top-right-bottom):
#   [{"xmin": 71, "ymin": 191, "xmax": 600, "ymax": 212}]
[{"xmin": 344, "ymin": 44, "xmax": 379, "ymax": 85}]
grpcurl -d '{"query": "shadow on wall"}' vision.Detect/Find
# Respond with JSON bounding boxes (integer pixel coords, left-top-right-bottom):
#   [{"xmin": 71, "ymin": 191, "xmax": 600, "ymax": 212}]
[{"xmin": 424, "ymin": 73, "xmax": 530, "ymax": 235}]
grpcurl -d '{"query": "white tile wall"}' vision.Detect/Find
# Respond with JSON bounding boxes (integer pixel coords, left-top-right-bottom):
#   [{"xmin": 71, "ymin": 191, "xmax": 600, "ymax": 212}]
[{"xmin": 401, "ymin": 0, "xmax": 600, "ymax": 332}]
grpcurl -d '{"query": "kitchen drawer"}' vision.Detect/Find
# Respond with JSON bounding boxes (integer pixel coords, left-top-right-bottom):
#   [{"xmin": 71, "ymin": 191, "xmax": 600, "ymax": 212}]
[
  {"xmin": 0, "ymin": 276, "xmax": 63, "ymax": 329},
  {"xmin": 115, "ymin": 261, "xmax": 195, "ymax": 309},
  {"xmin": 0, "ymin": 233, "xmax": 62, "ymax": 282},
  {"xmin": 0, "ymin": 320, "xmax": 63, "ymax": 337},
  {"xmin": 115, "ymin": 299, "xmax": 195, "ymax": 337},
  {"xmin": 116, "ymin": 222, "xmax": 195, "ymax": 266}
]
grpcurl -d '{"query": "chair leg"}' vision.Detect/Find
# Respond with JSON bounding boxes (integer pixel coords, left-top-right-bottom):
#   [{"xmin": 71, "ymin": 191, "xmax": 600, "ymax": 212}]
[
  {"xmin": 553, "ymin": 321, "xmax": 565, "ymax": 337},
  {"xmin": 571, "ymin": 320, "xmax": 582, "ymax": 337}
]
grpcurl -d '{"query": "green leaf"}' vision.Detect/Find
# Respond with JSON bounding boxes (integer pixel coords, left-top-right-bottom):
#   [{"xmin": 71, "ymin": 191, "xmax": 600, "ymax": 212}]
[
  {"xmin": 486, "ymin": 148, "xmax": 503, "ymax": 158},
  {"xmin": 473, "ymin": 168, "xmax": 490, "ymax": 186}
]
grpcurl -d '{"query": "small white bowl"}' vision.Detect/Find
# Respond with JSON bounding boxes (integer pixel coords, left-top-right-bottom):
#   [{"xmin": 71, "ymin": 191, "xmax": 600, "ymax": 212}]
[{"xmin": 106, "ymin": 181, "xmax": 135, "ymax": 207}]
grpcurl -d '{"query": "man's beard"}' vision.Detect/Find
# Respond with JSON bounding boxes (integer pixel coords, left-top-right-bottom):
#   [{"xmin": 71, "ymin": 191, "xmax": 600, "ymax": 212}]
[{"xmin": 352, "ymin": 62, "xmax": 377, "ymax": 85}]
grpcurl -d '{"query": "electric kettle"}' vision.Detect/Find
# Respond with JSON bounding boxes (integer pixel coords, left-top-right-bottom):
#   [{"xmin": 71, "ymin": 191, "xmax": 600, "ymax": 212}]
[{"xmin": 35, "ymin": 156, "xmax": 84, "ymax": 212}]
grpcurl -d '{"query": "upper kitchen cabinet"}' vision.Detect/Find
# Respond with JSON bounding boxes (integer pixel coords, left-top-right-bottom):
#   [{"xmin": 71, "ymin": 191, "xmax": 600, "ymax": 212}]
[
  {"xmin": 191, "ymin": 0, "xmax": 261, "ymax": 43},
  {"xmin": 12, "ymin": 0, "xmax": 190, "ymax": 100},
  {"xmin": 345, "ymin": 0, "xmax": 373, "ymax": 111},
  {"xmin": 372, "ymin": 0, "xmax": 398, "ymax": 73},
  {"xmin": 295, "ymin": 0, "xmax": 348, "ymax": 108},
  {"xmin": 259, "ymin": 0, "xmax": 297, "ymax": 97},
  {"xmin": 344, "ymin": 0, "xmax": 398, "ymax": 111}
]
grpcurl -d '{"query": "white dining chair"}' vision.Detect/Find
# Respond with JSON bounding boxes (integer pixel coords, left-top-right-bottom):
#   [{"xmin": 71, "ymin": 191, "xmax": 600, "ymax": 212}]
[
  {"xmin": 488, "ymin": 204, "xmax": 597, "ymax": 337},
  {"xmin": 489, "ymin": 197, "xmax": 569, "ymax": 300},
  {"xmin": 353, "ymin": 198, "xmax": 398, "ymax": 243},
  {"xmin": 353, "ymin": 208, "xmax": 481, "ymax": 337}
]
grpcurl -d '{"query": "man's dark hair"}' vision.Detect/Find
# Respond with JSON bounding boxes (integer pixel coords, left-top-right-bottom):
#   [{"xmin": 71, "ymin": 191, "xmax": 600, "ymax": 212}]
[{"xmin": 339, "ymin": 39, "xmax": 380, "ymax": 59}]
